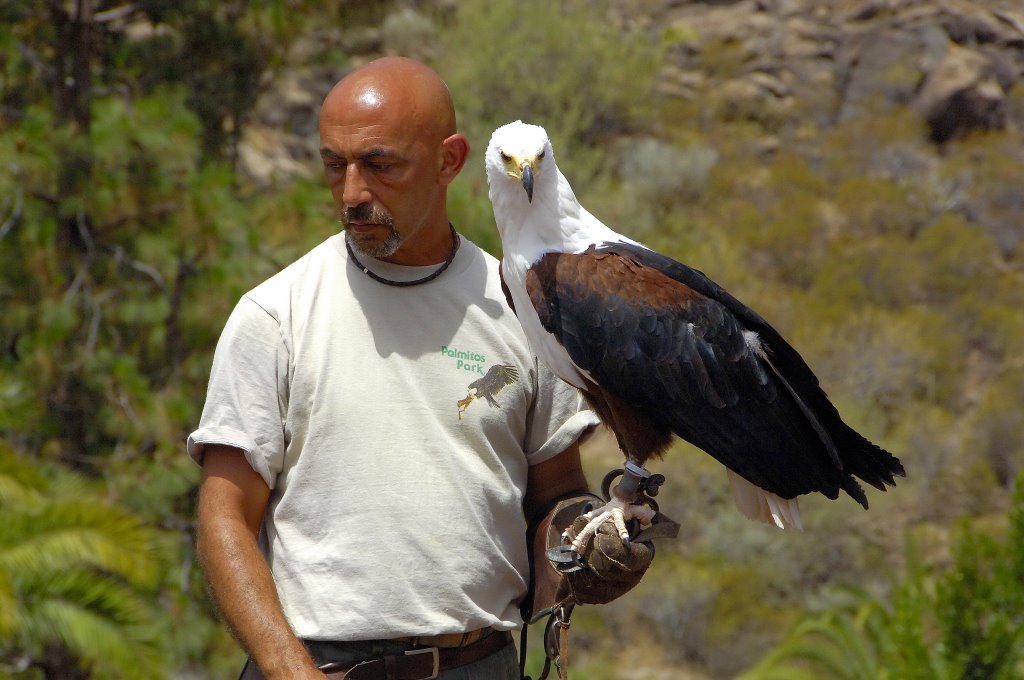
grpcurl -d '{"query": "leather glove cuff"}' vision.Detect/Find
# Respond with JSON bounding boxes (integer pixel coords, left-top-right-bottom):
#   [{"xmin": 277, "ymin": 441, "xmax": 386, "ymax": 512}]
[{"xmin": 523, "ymin": 493, "xmax": 603, "ymax": 622}]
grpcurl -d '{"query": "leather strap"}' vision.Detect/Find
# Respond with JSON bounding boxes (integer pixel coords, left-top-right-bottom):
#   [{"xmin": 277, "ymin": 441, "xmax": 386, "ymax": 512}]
[{"xmin": 558, "ymin": 621, "xmax": 569, "ymax": 680}]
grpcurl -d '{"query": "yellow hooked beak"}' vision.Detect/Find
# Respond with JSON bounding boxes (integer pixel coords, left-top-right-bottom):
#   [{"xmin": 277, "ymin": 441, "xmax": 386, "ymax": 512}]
[{"xmin": 503, "ymin": 153, "xmax": 540, "ymax": 203}]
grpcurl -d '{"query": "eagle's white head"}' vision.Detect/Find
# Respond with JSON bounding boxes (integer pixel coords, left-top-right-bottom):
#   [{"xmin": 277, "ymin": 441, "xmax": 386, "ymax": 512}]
[
  {"xmin": 485, "ymin": 121, "xmax": 556, "ymax": 209},
  {"xmin": 485, "ymin": 120, "xmax": 631, "ymax": 262},
  {"xmin": 485, "ymin": 120, "xmax": 569, "ymax": 254}
]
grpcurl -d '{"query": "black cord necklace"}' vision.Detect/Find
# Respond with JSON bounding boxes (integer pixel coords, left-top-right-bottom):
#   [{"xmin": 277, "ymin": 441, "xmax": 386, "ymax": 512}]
[{"xmin": 345, "ymin": 224, "xmax": 460, "ymax": 287}]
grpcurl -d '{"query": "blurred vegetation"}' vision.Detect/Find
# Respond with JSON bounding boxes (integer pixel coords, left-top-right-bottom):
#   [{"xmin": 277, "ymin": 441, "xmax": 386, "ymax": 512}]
[
  {"xmin": 0, "ymin": 441, "xmax": 164, "ymax": 679},
  {"xmin": 740, "ymin": 477, "xmax": 1024, "ymax": 680},
  {"xmin": 0, "ymin": 0, "xmax": 1022, "ymax": 678}
]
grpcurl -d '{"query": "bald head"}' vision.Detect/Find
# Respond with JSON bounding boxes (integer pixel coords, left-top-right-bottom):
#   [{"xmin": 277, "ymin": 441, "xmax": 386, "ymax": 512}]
[
  {"xmin": 321, "ymin": 57, "xmax": 456, "ymax": 142},
  {"xmin": 317, "ymin": 57, "xmax": 469, "ymax": 266}
]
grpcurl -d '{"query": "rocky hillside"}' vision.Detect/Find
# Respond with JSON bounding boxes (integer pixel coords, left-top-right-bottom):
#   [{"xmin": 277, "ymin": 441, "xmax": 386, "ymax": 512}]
[
  {"xmin": 651, "ymin": 0, "xmax": 1023, "ymax": 143},
  {"xmin": 232, "ymin": 0, "xmax": 1023, "ymax": 275},
  {"xmin": 237, "ymin": 0, "xmax": 1023, "ymax": 234}
]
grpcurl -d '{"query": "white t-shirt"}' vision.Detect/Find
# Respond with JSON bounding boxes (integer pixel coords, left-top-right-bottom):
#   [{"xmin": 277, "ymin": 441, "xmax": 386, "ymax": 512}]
[{"xmin": 187, "ymin": 232, "xmax": 597, "ymax": 641}]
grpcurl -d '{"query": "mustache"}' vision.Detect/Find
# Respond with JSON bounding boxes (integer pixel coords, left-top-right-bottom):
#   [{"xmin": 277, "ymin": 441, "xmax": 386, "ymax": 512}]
[{"xmin": 342, "ymin": 203, "xmax": 394, "ymax": 227}]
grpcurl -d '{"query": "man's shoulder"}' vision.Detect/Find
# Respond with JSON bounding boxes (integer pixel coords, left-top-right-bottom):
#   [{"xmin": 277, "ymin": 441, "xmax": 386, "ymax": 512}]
[
  {"xmin": 447, "ymin": 236, "xmax": 511, "ymax": 304},
  {"xmin": 453, "ymin": 235, "xmax": 502, "ymax": 278},
  {"xmin": 242, "ymin": 234, "xmax": 342, "ymax": 318},
  {"xmin": 249, "ymin": 235, "xmax": 341, "ymax": 296},
  {"xmin": 465, "ymin": 236, "xmax": 499, "ymax": 263}
]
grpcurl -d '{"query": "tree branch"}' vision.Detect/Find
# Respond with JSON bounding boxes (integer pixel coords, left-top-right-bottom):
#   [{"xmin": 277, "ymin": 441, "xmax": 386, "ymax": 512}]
[
  {"xmin": 94, "ymin": 3, "xmax": 139, "ymax": 23},
  {"xmin": 0, "ymin": 185, "xmax": 23, "ymax": 241}
]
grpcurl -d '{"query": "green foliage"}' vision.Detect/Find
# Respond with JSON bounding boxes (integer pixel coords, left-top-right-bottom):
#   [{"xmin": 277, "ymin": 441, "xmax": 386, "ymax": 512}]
[
  {"xmin": 1, "ymin": 88, "xmax": 242, "ymax": 468},
  {"xmin": 742, "ymin": 594, "xmax": 893, "ymax": 680},
  {"xmin": 437, "ymin": 0, "xmax": 662, "ymax": 184},
  {"xmin": 446, "ymin": 173, "xmax": 503, "ymax": 255},
  {"xmin": 380, "ymin": 6, "xmax": 439, "ymax": 60},
  {"xmin": 0, "ymin": 441, "xmax": 166, "ymax": 678},
  {"xmin": 0, "ymin": 3, "xmax": 333, "ymax": 676},
  {"xmin": 740, "ymin": 477, "xmax": 1024, "ymax": 680},
  {"xmin": 617, "ymin": 137, "xmax": 720, "ymax": 210},
  {"xmin": 966, "ymin": 368, "xmax": 1024, "ymax": 489}
]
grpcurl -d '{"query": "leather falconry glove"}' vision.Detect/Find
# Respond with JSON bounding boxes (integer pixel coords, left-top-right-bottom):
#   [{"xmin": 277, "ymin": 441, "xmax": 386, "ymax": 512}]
[
  {"xmin": 557, "ymin": 510, "xmax": 653, "ymax": 605},
  {"xmin": 522, "ymin": 493, "xmax": 677, "ymax": 680},
  {"xmin": 527, "ymin": 494, "xmax": 657, "ymax": 615}
]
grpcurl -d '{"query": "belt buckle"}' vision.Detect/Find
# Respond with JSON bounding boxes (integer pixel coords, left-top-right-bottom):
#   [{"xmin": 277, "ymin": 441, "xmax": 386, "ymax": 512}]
[{"xmin": 404, "ymin": 646, "xmax": 439, "ymax": 680}]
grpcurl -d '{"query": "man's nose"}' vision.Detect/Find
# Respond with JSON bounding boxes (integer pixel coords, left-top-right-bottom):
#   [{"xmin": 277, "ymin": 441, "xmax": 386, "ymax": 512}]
[{"xmin": 342, "ymin": 164, "xmax": 372, "ymax": 207}]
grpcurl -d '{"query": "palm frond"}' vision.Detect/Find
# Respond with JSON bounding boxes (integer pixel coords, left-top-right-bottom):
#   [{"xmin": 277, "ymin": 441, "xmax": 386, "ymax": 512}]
[
  {"xmin": 28, "ymin": 595, "xmax": 163, "ymax": 680},
  {"xmin": 0, "ymin": 501, "xmax": 161, "ymax": 587},
  {"xmin": 0, "ymin": 442, "xmax": 169, "ymax": 675}
]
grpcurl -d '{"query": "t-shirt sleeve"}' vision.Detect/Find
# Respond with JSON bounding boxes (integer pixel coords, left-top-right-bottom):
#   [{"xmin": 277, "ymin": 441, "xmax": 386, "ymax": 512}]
[
  {"xmin": 186, "ymin": 295, "xmax": 289, "ymax": 489},
  {"xmin": 523, "ymin": 358, "xmax": 600, "ymax": 465}
]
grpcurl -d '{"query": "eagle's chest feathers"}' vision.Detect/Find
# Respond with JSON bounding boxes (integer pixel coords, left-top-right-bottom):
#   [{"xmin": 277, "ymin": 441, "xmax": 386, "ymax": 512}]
[{"xmin": 502, "ymin": 252, "xmax": 590, "ymax": 391}]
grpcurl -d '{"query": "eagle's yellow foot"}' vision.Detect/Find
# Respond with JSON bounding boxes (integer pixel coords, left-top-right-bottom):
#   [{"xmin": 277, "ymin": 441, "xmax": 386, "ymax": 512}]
[
  {"xmin": 456, "ymin": 393, "xmax": 475, "ymax": 419},
  {"xmin": 564, "ymin": 497, "xmax": 656, "ymax": 552}
]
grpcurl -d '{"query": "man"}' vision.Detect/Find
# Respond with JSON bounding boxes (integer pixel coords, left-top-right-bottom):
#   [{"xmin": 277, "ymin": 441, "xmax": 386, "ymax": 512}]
[{"xmin": 189, "ymin": 57, "xmax": 601, "ymax": 679}]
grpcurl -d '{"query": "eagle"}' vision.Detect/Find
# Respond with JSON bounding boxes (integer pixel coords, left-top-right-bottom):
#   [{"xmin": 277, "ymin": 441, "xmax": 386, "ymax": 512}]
[
  {"xmin": 470, "ymin": 364, "xmax": 520, "ymax": 407},
  {"xmin": 485, "ymin": 121, "xmax": 905, "ymax": 549},
  {"xmin": 458, "ymin": 364, "xmax": 520, "ymax": 418}
]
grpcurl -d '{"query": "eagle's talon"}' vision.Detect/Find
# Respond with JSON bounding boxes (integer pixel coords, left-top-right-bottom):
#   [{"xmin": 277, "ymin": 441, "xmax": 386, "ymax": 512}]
[{"xmin": 567, "ymin": 498, "xmax": 655, "ymax": 553}]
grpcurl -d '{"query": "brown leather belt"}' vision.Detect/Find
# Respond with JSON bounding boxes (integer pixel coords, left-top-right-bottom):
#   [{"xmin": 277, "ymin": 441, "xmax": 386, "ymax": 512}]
[
  {"xmin": 394, "ymin": 627, "xmax": 495, "ymax": 648},
  {"xmin": 318, "ymin": 630, "xmax": 511, "ymax": 680}
]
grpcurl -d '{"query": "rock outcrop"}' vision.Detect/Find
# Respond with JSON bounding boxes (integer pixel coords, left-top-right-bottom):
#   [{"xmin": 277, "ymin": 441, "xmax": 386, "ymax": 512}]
[{"xmin": 656, "ymin": 0, "xmax": 1023, "ymax": 142}]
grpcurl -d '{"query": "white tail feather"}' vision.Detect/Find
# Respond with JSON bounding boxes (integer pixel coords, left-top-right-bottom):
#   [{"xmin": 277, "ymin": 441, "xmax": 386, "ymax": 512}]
[{"xmin": 727, "ymin": 470, "xmax": 803, "ymax": 530}]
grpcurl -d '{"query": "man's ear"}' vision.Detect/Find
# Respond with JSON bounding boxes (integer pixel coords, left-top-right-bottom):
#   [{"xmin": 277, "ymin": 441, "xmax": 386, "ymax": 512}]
[{"xmin": 438, "ymin": 133, "xmax": 469, "ymax": 185}]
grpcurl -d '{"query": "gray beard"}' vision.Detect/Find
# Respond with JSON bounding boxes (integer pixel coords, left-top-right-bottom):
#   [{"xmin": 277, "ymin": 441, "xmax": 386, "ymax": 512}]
[{"xmin": 343, "ymin": 224, "xmax": 402, "ymax": 259}]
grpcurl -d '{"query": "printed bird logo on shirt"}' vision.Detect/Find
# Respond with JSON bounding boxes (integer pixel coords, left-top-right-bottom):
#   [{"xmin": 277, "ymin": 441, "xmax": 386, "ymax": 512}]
[{"xmin": 457, "ymin": 364, "xmax": 520, "ymax": 419}]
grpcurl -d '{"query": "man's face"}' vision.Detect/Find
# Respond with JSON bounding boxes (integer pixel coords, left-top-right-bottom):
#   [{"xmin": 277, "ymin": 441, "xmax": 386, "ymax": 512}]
[{"xmin": 319, "ymin": 87, "xmax": 444, "ymax": 262}]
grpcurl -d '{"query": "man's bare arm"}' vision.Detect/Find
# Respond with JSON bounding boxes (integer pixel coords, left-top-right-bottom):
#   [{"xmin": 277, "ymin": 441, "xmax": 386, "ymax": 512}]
[
  {"xmin": 196, "ymin": 444, "xmax": 324, "ymax": 680},
  {"xmin": 523, "ymin": 441, "xmax": 590, "ymax": 522}
]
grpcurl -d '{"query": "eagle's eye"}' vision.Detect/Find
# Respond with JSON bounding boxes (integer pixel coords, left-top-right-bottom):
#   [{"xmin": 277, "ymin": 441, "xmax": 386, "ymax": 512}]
[
  {"xmin": 538, "ymin": 150, "xmax": 546, "ymax": 160},
  {"xmin": 499, "ymin": 151, "xmax": 511, "ymax": 163}
]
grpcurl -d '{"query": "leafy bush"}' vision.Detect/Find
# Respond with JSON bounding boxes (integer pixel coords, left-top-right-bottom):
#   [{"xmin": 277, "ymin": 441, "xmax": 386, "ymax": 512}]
[
  {"xmin": 436, "ymin": 0, "xmax": 662, "ymax": 184},
  {"xmin": 617, "ymin": 137, "xmax": 720, "ymax": 209},
  {"xmin": 739, "ymin": 476, "xmax": 1024, "ymax": 680}
]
